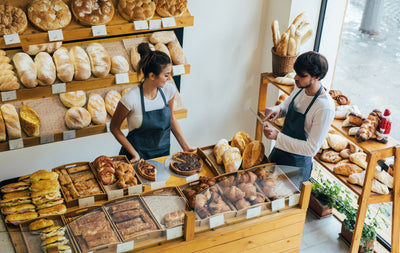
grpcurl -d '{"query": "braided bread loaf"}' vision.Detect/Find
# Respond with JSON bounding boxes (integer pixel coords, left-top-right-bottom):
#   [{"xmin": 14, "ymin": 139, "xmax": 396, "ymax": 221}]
[
  {"xmin": 355, "ymin": 110, "xmax": 382, "ymax": 142},
  {"xmin": 0, "ymin": 50, "xmax": 20, "ymax": 91}
]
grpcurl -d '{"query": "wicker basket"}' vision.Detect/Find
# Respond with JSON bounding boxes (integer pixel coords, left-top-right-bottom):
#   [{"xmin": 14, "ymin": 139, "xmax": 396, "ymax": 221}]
[{"xmin": 271, "ymin": 47, "xmax": 298, "ymax": 76}]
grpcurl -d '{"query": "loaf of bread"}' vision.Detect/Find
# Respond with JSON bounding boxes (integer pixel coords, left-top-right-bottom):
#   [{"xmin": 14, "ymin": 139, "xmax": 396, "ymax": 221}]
[
  {"xmin": 231, "ymin": 131, "xmax": 252, "ymax": 154},
  {"xmin": 155, "ymin": 0, "xmax": 187, "ymax": 17},
  {"xmin": 111, "ymin": 56, "xmax": 129, "ymax": 74},
  {"xmin": 13, "ymin": 52, "xmax": 38, "ymax": 88},
  {"xmin": 154, "ymin": 43, "xmax": 170, "ymax": 57},
  {"xmin": 65, "ymin": 107, "xmax": 91, "ymax": 130},
  {"xmin": 332, "ymin": 163, "xmax": 363, "ymax": 176},
  {"xmin": 242, "ymin": 140, "xmax": 265, "ymax": 169},
  {"xmin": 0, "ymin": 110, "xmax": 6, "ymax": 142},
  {"xmin": 276, "ymin": 32, "xmax": 289, "ymax": 56},
  {"xmin": 71, "ymin": 0, "xmax": 114, "ymax": 26},
  {"xmin": 27, "ymin": 0, "xmax": 71, "ymax": 31},
  {"xmin": 69, "ymin": 46, "xmax": 91, "ymax": 81},
  {"xmin": 271, "ymin": 20, "xmax": 280, "ymax": 49},
  {"xmin": 348, "ymin": 172, "xmax": 389, "ymax": 195},
  {"xmin": 105, "ymin": 90, "xmax": 121, "ymax": 116},
  {"xmin": 326, "ymin": 133, "xmax": 348, "ymax": 151},
  {"xmin": 355, "ymin": 110, "xmax": 381, "ymax": 142},
  {"xmin": 86, "ymin": 43, "xmax": 111, "ymax": 78},
  {"xmin": 53, "ymin": 47, "xmax": 74, "ymax": 82},
  {"xmin": 375, "ymin": 169, "xmax": 393, "ymax": 188},
  {"xmin": 223, "ymin": 147, "xmax": 242, "ymax": 173},
  {"xmin": 213, "ymin": 139, "xmax": 230, "ymax": 165},
  {"xmin": 0, "ymin": 104, "xmax": 21, "ymax": 139},
  {"xmin": 130, "ymin": 46, "xmax": 141, "ymax": 72},
  {"xmin": 34, "ymin": 52, "xmax": 56, "ymax": 86},
  {"xmin": 320, "ymin": 150, "xmax": 342, "ymax": 164},
  {"xmin": 0, "ymin": 4, "xmax": 28, "ymax": 36},
  {"xmin": 24, "ymin": 41, "xmax": 62, "ymax": 56},
  {"xmin": 347, "ymin": 112, "xmax": 363, "ymax": 126},
  {"xmin": 118, "ymin": 0, "xmax": 156, "ymax": 21},
  {"xmin": 168, "ymin": 41, "xmax": 185, "ymax": 65},
  {"xmin": 339, "ymin": 149, "xmax": 351, "ymax": 159},
  {"xmin": 19, "ymin": 105, "xmax": 40, "ymax": 137},
  {"xmin": 87, "ymin": 93, "xmax": 107, "ymax": 125},
  {"xmin": 349, "ymin": 152, "xmax": 367, "ymax": 169},
  {"xmin": 348, "ymin": 127, "xmax": 360, "ymax": 136},
  {"xmin": 59, "ymin": 91, "xmax": 87, "ymax": 108},
  {"xmin": 0, "ymin": 55, "xmax": 19, "ymax": 92},
  {"xmin": 149, "ymin": 31, "xmax": 176, "ymax": 44}
]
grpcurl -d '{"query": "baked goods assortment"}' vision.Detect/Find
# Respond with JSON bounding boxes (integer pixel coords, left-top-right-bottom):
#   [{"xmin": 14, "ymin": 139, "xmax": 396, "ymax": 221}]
[
  {"xmin": 118, "ymin": 0, "xmax": 156, "ymax": 21},
  {"xmin": 27, "ymin": 0, "xmax": 72, "ymax": 31},
  {"xmin": 169, "ymin": 151, "xmax": 203, "ymax": 176},
  {"xmin": 0, "ymin": 3, "xmax": 28, "ymax": 36},
  {"xmin": 71, "ymin": 0, "xmax": 115, "ymax": 26}
]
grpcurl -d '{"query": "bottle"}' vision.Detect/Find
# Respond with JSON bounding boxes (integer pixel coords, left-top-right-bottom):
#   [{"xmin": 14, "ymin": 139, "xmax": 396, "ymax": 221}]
[{"xmin": 379, "ymin": 109, "xmax": 392, "ymax": 136}]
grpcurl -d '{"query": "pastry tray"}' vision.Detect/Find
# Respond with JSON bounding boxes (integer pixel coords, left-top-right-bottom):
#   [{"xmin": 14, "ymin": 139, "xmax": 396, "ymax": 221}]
[{"xmin": 52, "ymin": 161, "xmax": 107, "ymax": 208}]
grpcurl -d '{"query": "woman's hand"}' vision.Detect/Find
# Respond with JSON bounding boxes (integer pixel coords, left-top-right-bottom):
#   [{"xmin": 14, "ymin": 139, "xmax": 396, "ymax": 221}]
[
  {"xmin": 129, "ymin": 151, "xmax": 140, "ymax": 163},
  {"xmin": 263, "ymin": 124, "xmax": 279, "ymax": 140},
  {"xmin": 187, "ymin": 146, "xmax": 197, "ymax": 152}
]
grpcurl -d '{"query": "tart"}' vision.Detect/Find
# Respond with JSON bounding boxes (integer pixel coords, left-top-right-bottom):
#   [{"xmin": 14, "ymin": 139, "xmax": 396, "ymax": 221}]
[
  {"xmin": 169, "ymin": 152, "xmax": 202, "ymax": 176},
  {"xmin": 137, "ymin": 159, "xmax": 156, "ymax": 181}
]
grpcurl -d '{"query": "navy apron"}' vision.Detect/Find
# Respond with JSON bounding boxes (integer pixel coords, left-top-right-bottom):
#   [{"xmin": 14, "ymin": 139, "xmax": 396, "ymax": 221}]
[
  {"xmin": 119, "ymin": 84, "xmax": 171, "ymax": 160},
  {"xmin": 269, "ymin": 85, "xmax": 323, "ymax": 181}
]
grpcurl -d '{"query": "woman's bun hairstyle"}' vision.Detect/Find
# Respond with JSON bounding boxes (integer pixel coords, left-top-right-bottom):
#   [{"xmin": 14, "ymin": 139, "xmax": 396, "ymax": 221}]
[{"xmin": 137, "ymin": 42, "xmax": 171, "ymax": 78}]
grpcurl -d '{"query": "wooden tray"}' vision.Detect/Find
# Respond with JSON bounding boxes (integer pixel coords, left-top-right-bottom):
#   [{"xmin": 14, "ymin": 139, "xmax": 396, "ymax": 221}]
[{"xmin": 52, "ymin": 161, "xmax": 107, "ymax": 208}]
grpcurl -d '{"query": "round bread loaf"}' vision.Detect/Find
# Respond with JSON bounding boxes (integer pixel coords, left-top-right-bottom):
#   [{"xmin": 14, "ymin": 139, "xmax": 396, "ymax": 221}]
[
  {"xmin": 0, "ymin": 4, "xmax": 28, "ymax": 35},
  {"xmin": 87, "ymin": 93, "xmax": 107, "ymax": 125},
  {"xmin": 59, "ymin": 91, "xmax": 87, "ymax": 108},
  {"xmin": 111, "ymin": 56, "xmax": 129, "ymax": 74},
  {"xmin": 71, "ymin": 0, "xmax": 114, "ymax": 26},
  {"xmin": 65, "ymin": 107, "xmax": 91, "ymax": 129},
  {"xmin": 118, "ymin": 0, "xmax": 156, "ymax": 21},
  {"xmin": 155, "ymin": 0, "xmax": 187, "ymax": 17},
  {"xmin": 27, "ymin": 0, "xmax": 71, "ymax": 31},
  {"xmin": 231, "ymin": 131, "xmax": 253, "ymax": 154}
]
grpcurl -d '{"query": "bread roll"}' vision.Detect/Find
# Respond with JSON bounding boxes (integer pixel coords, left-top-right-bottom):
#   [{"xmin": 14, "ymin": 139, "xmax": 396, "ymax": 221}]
[
  {"xmin": 65, "ymin": 107, "xmax": 91, "ymax": 130},
  {"xmin": 213, "ymin": 139, "xmax": 230, "ymax": 165},
  {"xmin": 87, "ymin": 93, "xmax": 107, "ymax": 125},
  {"xmin": 149, "ymin": 31, "xmax": 175, "ymax": 44},
  {"xmin": 326, "ymin": 133, "xmax": 348, "ymax": 152},
  {"xmin": 223, "ymin": 147, "xmax": 242, "ymax": 173},
  {"xmin": 333, "ymin": 163, "xmax": 363, "ymax": 176},
  {"xmin": 242, "ymin": 140, "xmax": 265, "ymax": 169},
  {"xmin": 59, "ymin": 91, "xmax": 87, "ymax": 108},
  {"xmin": 320, "ymin": 150, "xmax": 342, "ymax": 164},
  {"xmin": 0, "ymin": 110, "xmax": 6, "ymax": 142},
  {"xmin": 349, "ymin": 152, "xmax": 367, "ymax": 169},
  {"xmin": 86, "ymin": 43, "xmax": 111, "ymax": 78},
  {"xmin": 69, "ymin": 46, "xmax": 91, "ymax": 81},
  {"xmin": 105, "ymin": 90, "xmax": 121, "ymax": 116},
  {"xmin": 348, "ymin": 172, "xmax": 389, "ymax": 195},
  {"xmin": 111, "ymin": 56, "xmax": 129, "ymax": 74},
  {"xmin": 339, "ymin": 149, "xmax": 351, "ymax": 159},
  {"xmin": 231, "ymin": 131, "xmax": 253, "ymax": 154},
  {"xmin": 20, "ymin": 105, "xmax": 40, "ymax": 137},
  {"xmin": 0, "ymin": 104, "xmax": 21, "ymax": 139},
  {"xmin": 24, "ymin": 41, "xmax": 62, "ymax": 56},
  {"xmin": 154, "ymin": 43, "xmax": 170, "ymax": 57},
  {"xmin": 13, "ymin": 52, "xmax": 38, "ymax": 88},
  {"xmin": 168, "ymin": 41, "xmax": 185, "ymax": 65},
  {"xmin": 34, "ymin": 52, "xmax": 56, "ymax": 86},
  {"xmin": 53, "ymin": 47, "xmax": 74, "ymax": 82}
]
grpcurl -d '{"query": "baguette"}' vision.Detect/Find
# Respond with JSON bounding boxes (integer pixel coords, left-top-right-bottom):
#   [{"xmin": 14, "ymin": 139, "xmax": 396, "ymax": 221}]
[
  {"xmin": 291, "ymin": 12, "xmax": 307, "ymax": 28},
  {"xmin": 287, "ymin": 37, "xmax": 297, "ymax": 56},
  {"xmin": 271, "ymin": 20, "xmax": 280, "ymax": 48},
  {"xmin": 276, "ymin": 32, "xmax": 289, "ymax": 56}
]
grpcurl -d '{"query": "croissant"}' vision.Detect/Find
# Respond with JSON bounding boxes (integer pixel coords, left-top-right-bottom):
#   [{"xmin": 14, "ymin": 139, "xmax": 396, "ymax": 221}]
[
  {"xmin": 235, "ymin": 198, "xmax": 251, "ymax": 210},
  {"xmin": 219, "ymin": 176, "xmax": 236, "ymax": 187},
  {"xmin": 223, "ymin": 186, "xmax": 245, "ymax": 202},
  {"xmin": 237, "ymin": 183, "xmax": 257, "ymax": 201},
  {"xmin": 251, "ymin": 192, "xmax": 266, "ymax": 204},
  {"xmin": 261, "ymin": 178, "xmax": 277, "ymax": 199}
]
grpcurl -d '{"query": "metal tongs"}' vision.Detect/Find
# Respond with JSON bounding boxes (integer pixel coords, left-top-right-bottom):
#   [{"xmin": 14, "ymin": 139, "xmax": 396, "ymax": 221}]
[{"xmin": 249, "ymin": 107, "xmax": 272, "ymax": 127}]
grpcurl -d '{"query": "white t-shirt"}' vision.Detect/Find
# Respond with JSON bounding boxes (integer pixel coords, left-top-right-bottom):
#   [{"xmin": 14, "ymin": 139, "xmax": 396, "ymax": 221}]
[
  {"xmin": 276, "ymin": 86, "xmax": 335, "ymax": 157},
  {"xmin": 119, "ymin": 82, "xmax": 176, "ymax": 131}
]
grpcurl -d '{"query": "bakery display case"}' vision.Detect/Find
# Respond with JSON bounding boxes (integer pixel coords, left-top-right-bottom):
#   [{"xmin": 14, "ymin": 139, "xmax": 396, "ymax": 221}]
[{"xmin": 255, "ymin": 72, "xmax": 400, "ymax": 253}]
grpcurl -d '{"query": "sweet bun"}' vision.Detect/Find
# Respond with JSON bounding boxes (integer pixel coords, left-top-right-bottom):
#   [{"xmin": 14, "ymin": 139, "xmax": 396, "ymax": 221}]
[
  {"xmin": 59, "ymin": 91, "xmax": 87, "ymax": 108},
  {"xmin": 213, "ymin": 139, "xmax": 230, "ymax": 165},
  {"xmin": 242, "ymin": 140, "xmax": 265, "ymax": 169},
  {"xmin": 118, "ymin": 0, "xmax": 156, "ymax": 21},
  {"xmin": 335, "ymin": 95, "xmax": 350, "ymax": 106},
  {"xmin": 231, "ymin": 131, "xmax": 253, "ymax": 154},
  {"xmin": 111, "ymin": 56, "xmax": 129, "ymax": 74},
  {"xmin": 65, "ymin": 107, "xmax": 91, "ymax": 130},
  {"xmin": 20, "ymin": 105, "xmax": 41, "ymax": 137}
]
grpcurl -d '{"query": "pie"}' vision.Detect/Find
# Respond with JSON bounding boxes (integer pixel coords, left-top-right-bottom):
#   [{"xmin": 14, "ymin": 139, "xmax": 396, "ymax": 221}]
[
  {"xmin": 137, "ymin": 159, "xmax": 156, "ymax": 181},
  {"xmin": 169, "ymin": 152, "xmax": 202, "ymax": 176}
]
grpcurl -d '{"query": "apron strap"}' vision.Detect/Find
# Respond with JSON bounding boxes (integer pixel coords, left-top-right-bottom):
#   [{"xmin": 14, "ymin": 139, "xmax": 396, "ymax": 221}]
[
  {"xmin": 289, "ymin": 88, "xmax": 303, "ymax": 107},
  {"xmin": 158, "ymin": 87, "xmax": 168, "ymax": 106},
  {"xmin": 304, "ymin": 85, "xmax": 323, "ymax": 115},
  {"xmin": 139, "ymin": 84, "xmax": 169, "ymax": 113}
]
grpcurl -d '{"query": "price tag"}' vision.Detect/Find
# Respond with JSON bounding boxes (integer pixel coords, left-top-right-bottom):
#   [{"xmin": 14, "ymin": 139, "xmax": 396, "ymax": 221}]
[
  {"xmin": 115, "ymin": 73, "xmax": 130, "ymax": 84},
  {"xmin": 209, "ymin": 214, "xmax": 224, "ymax": 228},
  {"xmin": 271, "ymin": 198, "xmax": 286, "ymax": 211},
  {"xmin": 172, "ymin": 65, "xmax": 186, "ymax": 76},
  {"xmin": 246, "ymin": 206, "xmax": 261, "ymax": 219},
  {"xmin": 48, "ymin": 29, "xmax": 64, "ymax": 41},
  {"xmin": 166, "ymin": 225, "xmax": 183, "ymax": 240},
  {"xmin": 289, "ymin": 193, "xmax": 300, "ymax": 207},
  {"xmin": 162, "ymin": 17, "xmax": 176, "ymax": 28},
  {"xmin": 9, "ymin": 138, "xmax": 24, "ymax": 150},
  {"xmin": 106, "ymin": 122, "xmax": 111, "ymax": 132},
  {"xmin": 149, "ymin": 19, "xmax": 162, "ymax": 30},
  {"xmin": 51, "ymin": 83, "xmax": 66, "ymax": 94},
  {"xmin": 1, "ymin": 90, "xmax": 17, "ymax": 102},
  {"xmin": 92, "ymin": 24, "xmax": 107, "ymax": 37},
  {"xmin": 78, "ymin": 196, "xmax": 95, "ymax": 208},
  {"xmin": 128, "ymin": 184, "xmax": 143, "ymax": 195},
  {"xmin": 107, "ymin": 189, "xmax": 124, "ymax": 200},
  {"xmin": 134, "ymin": 20, "xmax": 148, "ymax": 30},
  {"xmin": 117, "ymin": 241, "xmax": 134, "ymax": 253},
  {"xmin": 63, "ymin": 130, "xmax": 76, "ymax": 140},
  {"xmin": 186, "ymin": 174, "xmax": 198, "ymax": 182},
  {"xmin": 40, "ymin": 135, "xmax": 54, "ymax": 144},
  {"xmin": 150, "ymin": 181, "xmax": 165, "ymax": 190},
  {"xmin": 4, "ymin": 34, "xmax": 20, "ymax": 45}
]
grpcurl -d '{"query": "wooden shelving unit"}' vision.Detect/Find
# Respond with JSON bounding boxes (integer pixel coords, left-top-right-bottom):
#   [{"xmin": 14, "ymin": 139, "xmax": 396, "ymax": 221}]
[{"xmin": 255, "ymin": 72, "xmax": 400, "ymax": 253}]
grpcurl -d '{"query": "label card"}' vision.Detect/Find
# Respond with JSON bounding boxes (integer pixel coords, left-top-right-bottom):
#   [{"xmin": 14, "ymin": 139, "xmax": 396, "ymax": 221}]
[
  {"xmin": 106, "ymin": 122, "xmax": 111, "ymax": 132},
  {"xmin": 289, "ymin": 193, "xmax": 301, "ymax": 207},
  {"xmin": 209, "ymin": 214, "xmax": 224, "ymax": 228},
  {"xmin": 51, "ymin": 83, "xmax": 66, "ymax": 94},
  {"xmin": 115, "ymin": 73, "xmax": 130, "ymax": 84},
  {"xmin": 1, "ymin": 90, "xmax": 17, "ymax": 102},
  {"xmin": 186, "ymin": 174, "xmax": 199, "ymax": 182},
  {"xmin": 172, "ymin": 65, "xmax": 186, "ymax": 76},
  {"xmin": 40, "ymin": 135, "xmax": 55, "ymax": 144},
  {"xmin": 134, "ymin": 20, "xmax": 149, "ymax": 30},
  {"xmin": 150, "ymin": 181, "xmax": 165, "ymax": 190},
  {"xmin": 63, "ymin": 130, "xmax": 76, "ymax": 140},
  {"xmin": 271, "ymin": 198, "xmax": 286, "ymax": 211},
  {"xmin": 4, "ymin": 34, "xmax": 20, "ymax": 45},
  {"xmin": 128, "ymin": 184, "xmax": 143, "ymax": 195},
  {"xmin": 162, "ymin": 17, "xmax": 176, "ymax": 28},
  {"xmin": 117, "ymin": 241, "xmax": 134, "ymax": 253},
  {"xmin": 246, "ymin": 206, "xmax": 262, "ymax": 219},
  {"xmin": 78, "ymin": 196, "xmax": 95, "ymax": 208},
  {"xmin": 48, "ymin": 29, "xmax": 64, "ymax": 41},
  {"xmin": 92, "ymin": 24, "xmax": 107, "ymax": 37},
  {"xmin": 166, "ymin": 225, "xmax": 183, "ymax": 240},
  {"xmin": 9, "ymin": 138, "xmax": 24, "ymax": 150},
  {"xmin": 107, "ymin": 189, "xmax": 124, "ymax": 200},
  {"xmin": 149, "ymin": 20, "xmax": 162, "ymax": 30}
]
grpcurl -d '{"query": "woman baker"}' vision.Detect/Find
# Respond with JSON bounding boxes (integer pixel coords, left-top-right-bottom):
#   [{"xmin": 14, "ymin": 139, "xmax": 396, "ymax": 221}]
[
  {"xmin": 111, "ymin": 42, "xmax": 193, "ymax": 162},
  {"xmin": 263, "ymin": 51, "xmax": 335, "ymax": 180}
]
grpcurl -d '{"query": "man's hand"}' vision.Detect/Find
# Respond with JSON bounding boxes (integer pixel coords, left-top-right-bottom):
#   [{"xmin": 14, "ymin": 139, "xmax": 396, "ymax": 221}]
[
  {"xmin": 263, "ymin": 124, "xmax": 279, "ymax": 140},
  {"xmin": 264, "ymin": 106, "xmax": 281, "ymax": 122}
]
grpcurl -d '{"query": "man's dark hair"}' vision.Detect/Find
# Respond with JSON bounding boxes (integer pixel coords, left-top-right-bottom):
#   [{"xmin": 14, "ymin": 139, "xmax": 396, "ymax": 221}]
[{"xmin": 293, "ymin": 51, "xmax": 328, "ymax": 80}]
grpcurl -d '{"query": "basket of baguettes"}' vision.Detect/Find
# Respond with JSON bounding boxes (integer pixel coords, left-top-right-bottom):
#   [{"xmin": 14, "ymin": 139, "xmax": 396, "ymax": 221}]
[{"xmin": 271, "ymin": 12, "xmax": 313, "ymax": 76}]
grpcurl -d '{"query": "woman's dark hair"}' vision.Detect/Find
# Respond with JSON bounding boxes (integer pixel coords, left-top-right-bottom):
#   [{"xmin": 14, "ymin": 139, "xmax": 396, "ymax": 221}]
[
  {"xmin": 137, "ymin": 42, "xmax": 171, "ymax": 78},
  {"xmin": 293, "ymin": 51, "xmax": 328, "ymax": 80}
]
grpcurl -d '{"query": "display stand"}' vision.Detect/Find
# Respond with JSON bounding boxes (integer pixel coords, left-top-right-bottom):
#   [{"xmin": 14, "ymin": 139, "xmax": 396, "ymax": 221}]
[{"xmin": 255, "ymin": 72, "xmax": 400, "ymax": 253}]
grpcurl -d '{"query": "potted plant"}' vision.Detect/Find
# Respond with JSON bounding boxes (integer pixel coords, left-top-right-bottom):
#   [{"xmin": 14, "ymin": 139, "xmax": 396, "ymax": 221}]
[{"xmin": 309, "ymin": 172, "xmax": 340, "ymax": 218}]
